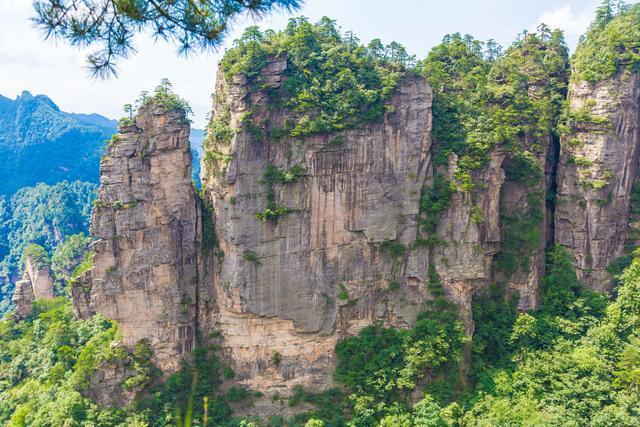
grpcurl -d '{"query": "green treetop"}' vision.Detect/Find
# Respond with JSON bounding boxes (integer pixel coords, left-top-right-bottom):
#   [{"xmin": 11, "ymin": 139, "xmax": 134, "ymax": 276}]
[
  {"xmin": 572, "ymin": 1, "xmax": 640, "ymax": 83},
  {"xmin": 218, "ymin": 17, "xmax": 415, "ymax": 139}
]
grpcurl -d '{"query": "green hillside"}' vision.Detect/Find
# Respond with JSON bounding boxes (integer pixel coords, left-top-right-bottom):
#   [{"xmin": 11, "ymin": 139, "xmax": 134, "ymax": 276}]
[{"xmin": 0, "ymin": 91, "xmax": 116, "ymax": 196}]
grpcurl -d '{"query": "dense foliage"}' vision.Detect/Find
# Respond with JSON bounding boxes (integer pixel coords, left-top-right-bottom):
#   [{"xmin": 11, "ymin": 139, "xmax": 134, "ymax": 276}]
[
  {"xmin": 0, "ymin": 181, "xmax": 96, "ymax": 313},
  {"xmin": 0, "ymin": 297, "xmax": 242, "ymax": 426},
  {"xmin": 462, "ymin": 246, "xmax": 635, "ymax": 425},
  {"xmin": 330, "ymin": 269, "xmax": 467, "ymax": 426},
  {"xmin": 0, "ymin": 247, "xmax": 258, "ymax": 427},
  {"xmin": 0, "ymin": 298, "xmax": 129, "ymax": 426},
  {"xmin": 50, "ymin": 233, "xmax": 93, "ymax": 296},
  {"xmin": 417, "ymin": 26, "xmax": 568, "ymax": 191},
  {"xmin": 219, "ymin": 17, "xmax": 414, "ymax": 139},
  {"xmin": 572, "ymin": 1, "xmax": 640, "ymax": 83}
]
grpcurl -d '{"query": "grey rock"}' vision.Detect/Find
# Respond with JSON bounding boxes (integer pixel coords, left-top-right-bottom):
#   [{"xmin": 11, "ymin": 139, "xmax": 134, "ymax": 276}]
[{"xmin": 555, "ymin": 73, "xmax": 640, "ymax": 290}]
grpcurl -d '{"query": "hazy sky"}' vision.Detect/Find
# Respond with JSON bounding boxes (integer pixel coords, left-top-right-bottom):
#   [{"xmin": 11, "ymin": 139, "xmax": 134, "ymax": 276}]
[{"xmin": 0, "ymin": 0, "xmax": 604, "ymax": 128}]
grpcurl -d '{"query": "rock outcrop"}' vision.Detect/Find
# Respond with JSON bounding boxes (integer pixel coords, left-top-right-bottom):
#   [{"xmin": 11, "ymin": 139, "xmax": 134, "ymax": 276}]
[
  {"xmin": 555, "ymin": 73, "xmax": 640, "ymax": 291},
  {"xmin": 12, "ymin": 254, "xmax": 55, "ymax": 320},
  {"xmin": 25, "ymin": 255, "xmax": 55, "ymax": 300},
  {"xmin": 12, "ymin": 279, "xmax": 35, "ymax": 320},
  {"xmin": 74, "ymin": 104, "xmax": 199, "ymax": 372}
]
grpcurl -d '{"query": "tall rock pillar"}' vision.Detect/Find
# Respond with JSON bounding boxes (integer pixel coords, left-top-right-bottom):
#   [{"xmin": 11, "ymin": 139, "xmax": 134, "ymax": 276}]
[{"xmin": 83, "ymin": 103, "xmax": 199, "ymax": 372}]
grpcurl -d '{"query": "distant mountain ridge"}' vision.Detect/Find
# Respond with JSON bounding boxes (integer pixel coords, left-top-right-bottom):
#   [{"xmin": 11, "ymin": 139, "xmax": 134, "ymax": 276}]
[
  {"xmin": 0, "ymin": 91, "xmax": 116, "ymax": 196},
  {"xmin": 0, "ymin": 91, "xmax": 204, "ymax": 195}
]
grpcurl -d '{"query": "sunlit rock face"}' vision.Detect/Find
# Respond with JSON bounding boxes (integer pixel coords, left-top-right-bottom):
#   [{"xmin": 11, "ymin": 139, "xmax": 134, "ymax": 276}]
[{"xmin": 76, "ymin": 104, "xmax": 199, "ymax": 373}]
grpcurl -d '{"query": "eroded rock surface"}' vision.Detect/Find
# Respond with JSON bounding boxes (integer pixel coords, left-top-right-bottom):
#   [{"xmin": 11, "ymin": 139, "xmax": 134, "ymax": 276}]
[
  {"xmin": 76, "ymin": 104, "xmax": 199, "ymax": 372},
  {"xmin": 555, "ymin": 73, "xmax": 640, "ymax": 290},
  {"xmin": 200, "ymin": 58, "xmax": 435, "ymax": 393}
]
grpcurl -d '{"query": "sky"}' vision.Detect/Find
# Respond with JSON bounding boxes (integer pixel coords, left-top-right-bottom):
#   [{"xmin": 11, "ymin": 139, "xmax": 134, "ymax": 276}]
[{"xmin": 0, "ymin": 0, "xmax": 604, "ymax": 129}]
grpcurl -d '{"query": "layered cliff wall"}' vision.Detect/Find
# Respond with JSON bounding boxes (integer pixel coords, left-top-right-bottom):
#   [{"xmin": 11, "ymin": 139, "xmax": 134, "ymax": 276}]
[
  {"xmin": 74, "ymin": 103, "xmax": 199, "ymax": 372},
  {"xmin": 198, "ymin": 43, "xmax": 566, "ymax": 395},
  {"xmin": 555, "ymin": 73, "xmax": 640, "ymax": 290}
]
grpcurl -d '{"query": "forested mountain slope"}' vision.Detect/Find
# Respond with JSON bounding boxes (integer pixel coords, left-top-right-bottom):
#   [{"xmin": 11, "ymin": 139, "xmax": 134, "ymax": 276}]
[
  {"xmin": 0, "ymin": 91, "xmax": 116, "ymax": 196},
  {"xmin": 0, "ymin": 181, "xmax": 96, "ymax": 313}
]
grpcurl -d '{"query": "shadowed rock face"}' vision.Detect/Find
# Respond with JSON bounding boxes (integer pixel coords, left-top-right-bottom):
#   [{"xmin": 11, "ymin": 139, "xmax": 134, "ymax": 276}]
[
  {"xmin": 555, "ymin": 73, "xmax": 640, "ymax": 291},
  {"xmin": 431, "ymin": 150, "xmax": 506, "ymax": 333},
  {"xmin": 76, "ymin": 104, "xmax": 199, "ymax": 373}
]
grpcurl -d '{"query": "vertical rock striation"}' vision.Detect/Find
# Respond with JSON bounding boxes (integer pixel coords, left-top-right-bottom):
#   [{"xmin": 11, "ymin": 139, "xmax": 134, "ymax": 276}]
[
  {"xmin": 555, "ymin": 73, "xmax": 640, "ymax": 290},
  {"xmin": 200, "ymin": 57, "xmax": 435, "ymax": 394},
  {"xmin": 431, "ymin": 149, "xmax": 506, "ymax": 331},
  {"xmin": 76, "ymin": 103, "xmax": 199, "ymax": 372}
]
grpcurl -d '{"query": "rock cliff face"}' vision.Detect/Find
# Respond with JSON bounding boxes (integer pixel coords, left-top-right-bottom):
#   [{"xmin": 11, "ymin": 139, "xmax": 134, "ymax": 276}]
[
  {"xmin": 73, "ymin": 61, "xmax": 640, "ymax": 410},
  {"xmin": 74, "ymin": 104, "xmax": 199, "ymax": 372},
  {"xmin": 555, "ymin": 73, "xmax": 640, "ymax": 290},
  {"xmin": 200, "ymin": 57, "xmax": 435, "ymax": 393}
]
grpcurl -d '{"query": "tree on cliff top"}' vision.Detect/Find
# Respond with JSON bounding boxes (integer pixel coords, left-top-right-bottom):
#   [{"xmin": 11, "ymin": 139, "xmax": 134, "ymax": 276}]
[
  {"xmin": 572, "ymin": 1, "xmax": 640, "ymax": 83},
  {"xmin": 32, "ymin": 0, "xmax": 302, "ymax": 78}
]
